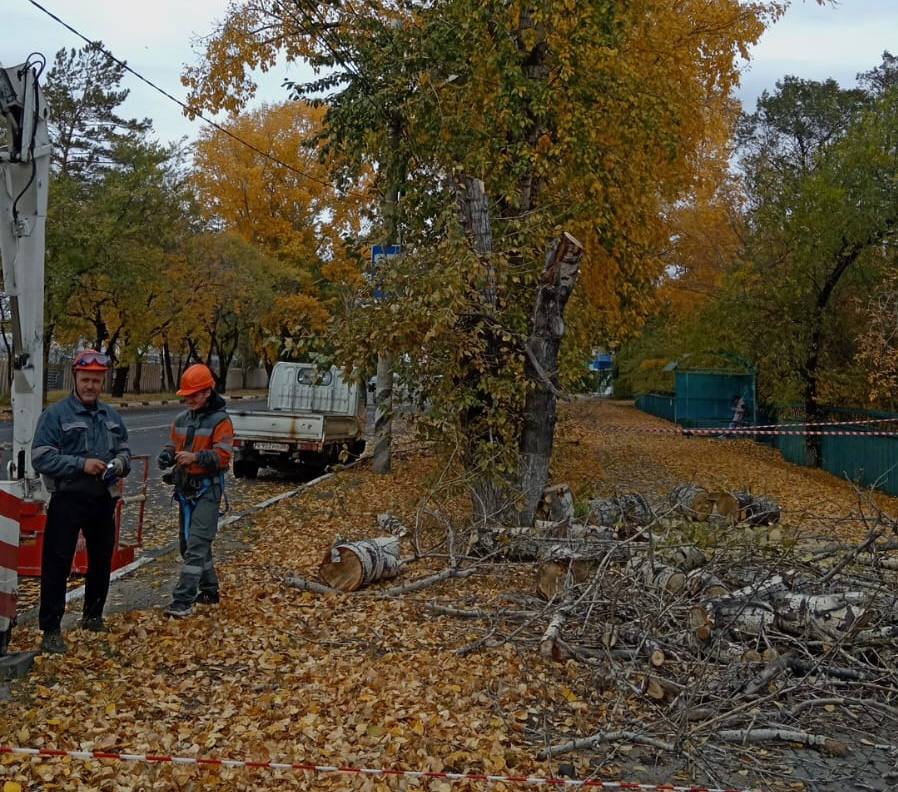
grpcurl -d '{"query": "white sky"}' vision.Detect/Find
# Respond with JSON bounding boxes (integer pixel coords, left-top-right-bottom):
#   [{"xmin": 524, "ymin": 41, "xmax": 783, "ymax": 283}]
[{"xmin": 3, "ymin": 0, "xmax": 898, "ymax": 145}]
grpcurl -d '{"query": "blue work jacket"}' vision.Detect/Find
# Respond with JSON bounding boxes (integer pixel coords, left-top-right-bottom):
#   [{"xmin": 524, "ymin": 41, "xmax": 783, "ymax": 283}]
[{"xmin": 32, "ymin": 394, "xmax": 131, "ymax": 496}]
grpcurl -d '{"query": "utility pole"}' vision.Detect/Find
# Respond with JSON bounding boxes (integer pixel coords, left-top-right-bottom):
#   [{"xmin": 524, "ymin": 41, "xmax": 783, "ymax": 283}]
[{"xmin": 373, "ymin": 115, "xmax": 404, "ymax": 475}]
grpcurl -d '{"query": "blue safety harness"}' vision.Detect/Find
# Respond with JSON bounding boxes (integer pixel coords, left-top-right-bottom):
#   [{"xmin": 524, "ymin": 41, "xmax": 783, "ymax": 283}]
[
  {"xmin": 175, "ymin": 473, "xmax": 227, "ymax": 541},
  {"xmin": 173, "ymin": 415, "xmax": 229, "ymax": 540}
]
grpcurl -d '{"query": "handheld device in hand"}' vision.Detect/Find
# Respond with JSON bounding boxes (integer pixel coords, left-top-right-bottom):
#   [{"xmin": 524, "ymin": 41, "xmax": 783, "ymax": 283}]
[{"xmin": 102, "ymin": 461, "xmax": 118, "ymax": 485}]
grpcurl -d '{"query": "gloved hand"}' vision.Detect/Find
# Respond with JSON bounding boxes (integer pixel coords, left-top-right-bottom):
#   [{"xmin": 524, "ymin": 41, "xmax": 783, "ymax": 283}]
[
  {"xmin": 110, "ymin": 457, "xmax": 127, "ymax": 477},
  {"xmin": 157, "ymin": 449, "xmax": 175, "ymax": 470}
]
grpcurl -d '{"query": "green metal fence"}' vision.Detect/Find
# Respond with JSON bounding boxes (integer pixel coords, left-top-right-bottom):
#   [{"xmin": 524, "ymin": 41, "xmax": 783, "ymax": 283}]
[
  {"xmin": 635, "ymin": 369, "xmax": 756, "ymax": 429},
  {"xmin": 635, "ymin": 395, "xmax": 898, "ymax": 498},
  {"xmin": 635, "ymin": 393, "xmax": 675, "ymax": 423},
  {"xmin": 674, "ymin": 370, "xmax": 757, "ymax": 429},
  {"xmin": 767, "ymin": 407, "xmax": 898, "ymax": 497}
]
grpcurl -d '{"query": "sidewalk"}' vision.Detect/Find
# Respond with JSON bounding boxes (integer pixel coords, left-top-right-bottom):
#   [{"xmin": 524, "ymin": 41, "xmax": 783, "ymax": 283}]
[
  {"xmin": 99, "ymin": 388, "xmax": 268, "ymax": 411},
  {"xmin": 0, "ymin": 389, "xmax": 268, "ymax": 416}
]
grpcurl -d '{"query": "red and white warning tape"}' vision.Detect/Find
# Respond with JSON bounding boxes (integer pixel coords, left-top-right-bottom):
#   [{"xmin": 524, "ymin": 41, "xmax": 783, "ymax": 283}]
[
  {"xmin": 0, "ymin": 745, "xmax": 750, "ymax": 792},
  {"xmin": 743, "ymin": 416, "xmax": 898, "ymax": 431},
  {"xmin": 601, "ymin": 424, "xmax": 898, "ymax": 438}
]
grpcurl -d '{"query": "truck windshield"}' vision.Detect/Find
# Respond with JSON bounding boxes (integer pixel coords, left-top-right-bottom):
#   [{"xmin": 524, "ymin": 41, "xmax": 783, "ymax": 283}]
[{"xmin": 297, "ymin": 369, "xmax": 333, "ymax": 387}]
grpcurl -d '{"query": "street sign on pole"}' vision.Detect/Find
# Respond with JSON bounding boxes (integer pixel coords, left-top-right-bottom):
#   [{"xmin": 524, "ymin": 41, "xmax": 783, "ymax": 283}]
[{"xmin": 370, "ymin": 245, "xmax": 401, "ymax": 301}]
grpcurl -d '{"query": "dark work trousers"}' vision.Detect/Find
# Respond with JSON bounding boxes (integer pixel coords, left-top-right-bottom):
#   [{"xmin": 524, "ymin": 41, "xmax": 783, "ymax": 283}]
[
  {"xmin": 39, "ymin": 491, "xmax": 115, "ymax": 633},
  {"xmin": 172, "ymin": 483, "xmax": 221, "ymax": 607}
]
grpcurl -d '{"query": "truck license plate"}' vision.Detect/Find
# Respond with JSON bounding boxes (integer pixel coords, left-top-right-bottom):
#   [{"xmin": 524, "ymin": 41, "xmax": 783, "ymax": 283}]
[{"xmin": 254, "ymin": 442, "xmax": 290, "ymax": 453}]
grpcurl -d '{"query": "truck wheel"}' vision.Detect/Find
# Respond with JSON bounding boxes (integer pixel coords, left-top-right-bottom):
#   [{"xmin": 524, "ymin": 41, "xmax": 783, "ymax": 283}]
[
  {"xmin": 243, "ymin": 462, "xmax": 260, "ymax": 479},
  {"xmin": 234, "ymin": 459, "xmax": 260, "ymax": 479}
]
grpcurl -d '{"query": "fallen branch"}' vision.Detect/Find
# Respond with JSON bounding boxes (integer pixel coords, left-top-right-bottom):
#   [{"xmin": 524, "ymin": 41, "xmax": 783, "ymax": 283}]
[
  {"xmin": 378, "ymin": 566, "xmax": 477, "ymax": 596},
  {"xmin": 717, "ymin": 728, "xmax": 849, "ymax": 756},
  {"xmin": 540, "ymin": 610, "xmax": 568, "ymax": 659},
  {"xmin": 820, "ymin": 527, "xmax": 883, "ymax": 584},
  {"xmin": 425, "ymin": 603, "xmax": 535, "ymax": 621},
  {"xmin": 285, "ymin": 575, "xmax": 340, "ymax": 595},
  {"xmin": 537, "ymin": 730, "xmax": 676, "ymax": 759}
]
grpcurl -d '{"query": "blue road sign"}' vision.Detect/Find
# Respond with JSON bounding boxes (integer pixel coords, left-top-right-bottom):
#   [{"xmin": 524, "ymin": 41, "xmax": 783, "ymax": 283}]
[{"xmin": 371, "ymin": 245, "xmax": 401, "ymax": 300}]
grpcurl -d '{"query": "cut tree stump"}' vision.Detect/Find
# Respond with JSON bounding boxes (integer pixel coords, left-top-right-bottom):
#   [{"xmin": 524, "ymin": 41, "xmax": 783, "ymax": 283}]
[
  {"xmin": 668, "ymin": 484, "xmax": 709, "ymax": 519},
  {"xmin": 536, "ymin": 558, "xmax": 596, "ymax": 599},
  {"xmin": 588, "ymin": 493, "xmax": 653, "ymax": 529},
  {"xmin": 734, "ymin": 492, "xmax": 781, "ymax": 525},
  {"xmin": 536, "ymin": 484, "xmax": 575, "ymax": 526},
  {"xmin": 686, "ymin": 568, "xmax": 728, "ymax": 599},
  {"xmin": 318, "ymin": 536, "xmax": 402, "ymax": 592}
]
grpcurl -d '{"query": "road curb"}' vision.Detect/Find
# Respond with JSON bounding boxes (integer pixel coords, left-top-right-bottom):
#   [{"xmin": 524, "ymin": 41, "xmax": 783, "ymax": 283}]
[
  {"xmin": 0, "ymin": 392, "xmax": 267, "ymax": 419},
  {"xmin": 109, "ymin": 393, "xmax": 264, "ymax": 411}
]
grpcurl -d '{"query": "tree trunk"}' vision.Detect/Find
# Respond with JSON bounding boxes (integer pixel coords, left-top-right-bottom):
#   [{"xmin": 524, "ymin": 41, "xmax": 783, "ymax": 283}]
[
  {"xmin": 373, "ymin": 352, "xmax": 393, "ymax": 474},
  {"xmin": 133, "ymin": 358, "xmax": 142, "ymax": 394},
  {"xmin": 111, "ymin": 365, "xmax": 129, "ymax": 398},
  {"xmin": 802, "ymin": 245, "xmax": 860, "ymax": 466},
  {"xmin": 454, "ymin": 178, "xmax": 518, "ymax": 524},
  {"xmin": 162, "ymin": 337, "xmax": 175, "ymax": 391},
  {"xmin": 518, "ymin": 233, "xmax": 584, "ymax": 526},
  {"xmin": 373, "ymin": 115, "xmax": 406, "ymax": 476}
]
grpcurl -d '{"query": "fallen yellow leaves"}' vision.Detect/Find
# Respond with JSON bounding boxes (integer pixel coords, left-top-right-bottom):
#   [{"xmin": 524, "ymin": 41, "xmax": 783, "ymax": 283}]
[{"xmin": 1, "ymin": 400, "xmax": 891, "ymax": 790}]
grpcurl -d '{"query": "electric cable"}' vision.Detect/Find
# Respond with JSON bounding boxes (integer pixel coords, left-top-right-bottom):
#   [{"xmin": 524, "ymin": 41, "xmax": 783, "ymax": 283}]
[
  {"xmin": 10, "ymin": 53, "xmax": 45, "ymax": 222},
  {"xmin": 26, "ymin": 0, "xmax": 368, "ymax": 199}
]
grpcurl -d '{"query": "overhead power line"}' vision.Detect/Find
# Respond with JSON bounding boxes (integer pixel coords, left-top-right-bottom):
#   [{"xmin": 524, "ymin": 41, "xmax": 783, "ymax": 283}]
[{"xmin": 25, "ymin": 0, "xmax": 368, "ymax": 198}]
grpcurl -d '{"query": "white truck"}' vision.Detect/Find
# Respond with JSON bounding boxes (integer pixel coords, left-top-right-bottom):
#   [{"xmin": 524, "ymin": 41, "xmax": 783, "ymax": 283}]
[{"xmin": 229, "ymin": 362, "xmax": 367, "ymax": 478}]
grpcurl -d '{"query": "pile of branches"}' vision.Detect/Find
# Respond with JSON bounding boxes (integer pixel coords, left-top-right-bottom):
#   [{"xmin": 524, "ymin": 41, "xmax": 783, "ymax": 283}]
[{"xmin": 431, "ymin": 485, "xmax": 898, "ymax": 777}]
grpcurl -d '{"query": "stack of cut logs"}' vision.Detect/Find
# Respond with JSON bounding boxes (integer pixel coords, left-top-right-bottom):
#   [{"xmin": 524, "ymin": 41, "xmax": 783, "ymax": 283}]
[
  {"xmin": 289, "ymin": 481, "xmax": 898, "ymax": 768},
  {"xmin": 430, "ymin": 482, "xmax": 898, "ymax": 764}
]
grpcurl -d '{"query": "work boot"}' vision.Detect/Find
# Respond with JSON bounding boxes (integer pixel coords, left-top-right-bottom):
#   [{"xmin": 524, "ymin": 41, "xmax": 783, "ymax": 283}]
[
  {"xmin": 80, "ymin": 616, "xmax": 107, "ymax": 632},
  {"xmin": 164, "ymin": 603, "xmax": 193, "ymax": 619},
  {"xmin": 40, "ymin": 630, "xmax": 67, "ymax": 654},
  {"xmin": 194, "ymin": 591, "xmax": 220, "ymax": 605}
]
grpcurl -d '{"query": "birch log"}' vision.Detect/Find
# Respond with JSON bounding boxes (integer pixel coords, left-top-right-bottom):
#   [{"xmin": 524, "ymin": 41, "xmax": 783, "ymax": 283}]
[{"xmin": 319, "ymin": 536, "xmax": 402, "ymax": 592}]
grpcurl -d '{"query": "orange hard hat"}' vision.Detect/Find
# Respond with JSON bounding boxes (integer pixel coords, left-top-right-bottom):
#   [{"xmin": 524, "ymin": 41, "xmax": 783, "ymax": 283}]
[
  {"xmin": 72, "ymin": 349, "xmax": 110, "ymax": 372},
  {"xmin": 177, "ymin": 364, "xmax": 216, "ymax": 397}
]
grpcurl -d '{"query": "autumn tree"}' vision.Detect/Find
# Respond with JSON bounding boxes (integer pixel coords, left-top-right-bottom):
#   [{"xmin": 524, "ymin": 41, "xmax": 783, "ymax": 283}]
[
  {"xmin": 185, "ymin": 0, "xmax": 773, "ymax": 524},
  {"xmin": 53, "ymin": 137, "xmax": 194, "ymax": 395},
  {"xmin": 856, "ymin": 268, "xmax": 898, "ymax": 411},
  {"xmin": 727, "ymin": 69, "xmax": 898, "ymax": 462},
  {"xmin": 35, "ymin": 45, "xmax": 161, "ymax": 392},
  {"xmin": 191, "ymin": 102, "xmax": 367, "ymax": 368},
  {"xmin": 161, "ymin": 232, "xmax": 284, "ymax": 391}
]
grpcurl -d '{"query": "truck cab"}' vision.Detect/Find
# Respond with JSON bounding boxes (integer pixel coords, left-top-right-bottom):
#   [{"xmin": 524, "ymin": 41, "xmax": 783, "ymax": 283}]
[{"xmin": 229, "ymin": 362, "xmax": 366, "ymax": 479}]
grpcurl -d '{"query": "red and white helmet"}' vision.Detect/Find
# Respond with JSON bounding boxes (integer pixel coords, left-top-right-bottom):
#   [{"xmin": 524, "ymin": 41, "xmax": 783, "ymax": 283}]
[{"xmin": 72, "ymin": 349, "xmax": 110, "ymax": 372}]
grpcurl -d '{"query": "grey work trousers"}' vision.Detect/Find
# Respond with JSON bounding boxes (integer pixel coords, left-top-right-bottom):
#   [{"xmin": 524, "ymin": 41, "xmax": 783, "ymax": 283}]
[{"xmin": 171, "ymin": 483, "xmax": 221, "ymax": 608}]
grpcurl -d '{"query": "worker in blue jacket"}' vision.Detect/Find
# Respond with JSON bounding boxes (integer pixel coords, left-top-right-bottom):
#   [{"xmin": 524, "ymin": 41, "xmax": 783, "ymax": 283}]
[{"xmin": 31, "ymin": 350, "xmax": 131, "ymax": 654}]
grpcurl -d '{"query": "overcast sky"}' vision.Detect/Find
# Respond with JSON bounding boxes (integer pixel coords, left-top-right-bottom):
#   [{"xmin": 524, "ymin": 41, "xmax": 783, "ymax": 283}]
[{"xmin": 3, "ymin": 0, "xmax": 898, "ymax": 145}]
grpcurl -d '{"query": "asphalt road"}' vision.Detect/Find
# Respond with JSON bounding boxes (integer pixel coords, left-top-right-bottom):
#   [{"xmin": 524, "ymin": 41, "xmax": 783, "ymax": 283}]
[
  {"xmin": 0, "ymin": 398, "xmax": 268, "ymax": 466},
  {"xmin": 0, "ymin": 398, "xmax": 268, "ymax": 511}
]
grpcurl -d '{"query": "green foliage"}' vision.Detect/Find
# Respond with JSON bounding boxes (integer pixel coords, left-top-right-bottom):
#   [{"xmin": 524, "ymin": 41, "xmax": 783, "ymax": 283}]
[
  {"xmin": 43, "ymin": 44, "xmax": 151, "ymax": 178},
  {"xmin": 41, "ymin": 43, "xmax": 193, "ymax": 371},
  {"xmin": 625, "ymin": 56, "xmax": 898, "ymax": 416}
]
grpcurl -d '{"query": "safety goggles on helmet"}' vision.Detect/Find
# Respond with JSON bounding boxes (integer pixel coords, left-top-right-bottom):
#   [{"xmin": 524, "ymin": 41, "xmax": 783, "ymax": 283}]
[{"xmin": 73, "ymin": 350, "xmax": 110, "ymax": 370}]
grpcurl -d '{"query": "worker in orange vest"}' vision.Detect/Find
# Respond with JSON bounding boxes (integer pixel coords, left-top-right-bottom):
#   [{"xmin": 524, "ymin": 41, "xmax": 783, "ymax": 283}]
[{"xmin": 157, "ymin": 364, "xmax": 233, "ymax": 617}]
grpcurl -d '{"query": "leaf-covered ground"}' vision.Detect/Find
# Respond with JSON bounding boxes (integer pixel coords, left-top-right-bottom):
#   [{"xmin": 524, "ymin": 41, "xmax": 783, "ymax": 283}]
[{"xmin": 1, "ymin": 399, "xmax": 894, "ymax": 790}]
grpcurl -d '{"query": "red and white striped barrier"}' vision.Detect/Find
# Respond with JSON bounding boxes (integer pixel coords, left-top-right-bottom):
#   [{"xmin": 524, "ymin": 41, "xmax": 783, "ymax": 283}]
[
  {"xmin": 744, "ymin": 416, "xmax": 898, "ymax": 431},
  {"xmin": 0, "ymin": 744, "xmax": 750, "ymax": 791},
  {"xmin": 600, "ymin": 424, "xmax": 898, "ymax": 439}
]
